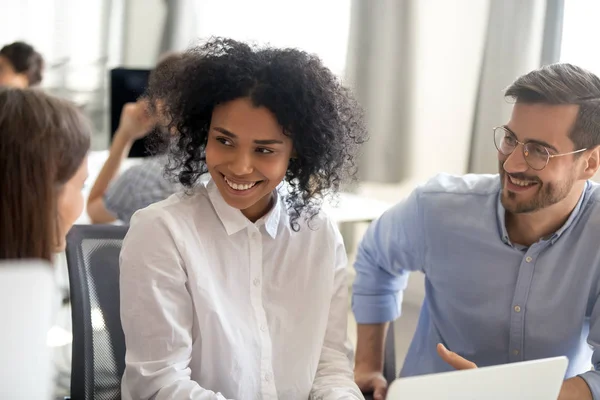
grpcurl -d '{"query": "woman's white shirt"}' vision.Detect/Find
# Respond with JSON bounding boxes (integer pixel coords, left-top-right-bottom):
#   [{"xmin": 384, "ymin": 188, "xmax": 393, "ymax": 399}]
[{"xmin": 119, "ymin": 179, "xmax": 363, "ymax": 400}]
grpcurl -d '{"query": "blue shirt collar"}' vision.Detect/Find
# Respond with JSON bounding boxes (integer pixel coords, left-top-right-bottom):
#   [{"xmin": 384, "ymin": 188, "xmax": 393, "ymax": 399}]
[{"xmin": 497, "ymin": 180, "xmax": 590, "ymax": 246}]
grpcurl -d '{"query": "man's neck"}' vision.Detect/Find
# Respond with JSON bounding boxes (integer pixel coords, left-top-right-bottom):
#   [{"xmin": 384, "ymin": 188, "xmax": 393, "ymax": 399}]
[{"xmin": 505, "ymin": 183, "xmax": 586, "ymax": 247}]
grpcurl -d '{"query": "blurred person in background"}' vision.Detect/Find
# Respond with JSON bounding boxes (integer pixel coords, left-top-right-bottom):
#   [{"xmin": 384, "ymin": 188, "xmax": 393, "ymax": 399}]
[
  {"xmin": 0, "ymin": 87, "xmax": 90, "ymax": 261},
  {"xmin": 86, "ymin": 53, "xmax": 182, "ymax": 224},
  {"xmin": 0, "ymin": 41, "xmax": 44, "ymax": 88},
  {"xmin": 0, "ymin": 87, "xmax": 91, "ymax": 398}
]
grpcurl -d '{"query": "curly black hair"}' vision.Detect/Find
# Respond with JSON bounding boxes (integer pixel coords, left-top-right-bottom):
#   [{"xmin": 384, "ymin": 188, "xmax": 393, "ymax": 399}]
[{"xmin": 146, "ymin": 37, "xmax": 367, "ymax": 230}]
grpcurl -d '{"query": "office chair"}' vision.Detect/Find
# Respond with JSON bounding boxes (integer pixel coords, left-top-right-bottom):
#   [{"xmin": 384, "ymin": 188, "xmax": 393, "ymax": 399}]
[{"xmin": 66, "ymin": 224, "xmax": 129, "ymax": 400}]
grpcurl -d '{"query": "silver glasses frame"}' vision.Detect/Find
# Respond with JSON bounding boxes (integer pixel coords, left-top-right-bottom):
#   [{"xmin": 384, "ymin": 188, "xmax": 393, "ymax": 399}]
[{"xmin": 493, "ymin": 126, "xmax": 587, "ymax": 171}]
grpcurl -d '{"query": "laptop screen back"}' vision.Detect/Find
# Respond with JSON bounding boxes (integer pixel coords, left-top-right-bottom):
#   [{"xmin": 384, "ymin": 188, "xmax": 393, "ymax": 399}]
[{"xmin": 387, "ymin": 356, "xmax": 569, "ymax": 400}]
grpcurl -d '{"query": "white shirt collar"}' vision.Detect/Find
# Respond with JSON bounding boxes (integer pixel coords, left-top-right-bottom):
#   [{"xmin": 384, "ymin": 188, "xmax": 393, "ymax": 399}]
[{"xmin": 206, "ymin": 177, "xmax": 281, "ymax": 239}]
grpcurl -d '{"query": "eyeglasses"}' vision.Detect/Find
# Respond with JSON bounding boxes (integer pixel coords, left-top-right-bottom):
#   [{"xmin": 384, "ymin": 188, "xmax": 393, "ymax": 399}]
[{"xmin": 493, "ymin": 126, "xmax": 587, "ymax": 171}]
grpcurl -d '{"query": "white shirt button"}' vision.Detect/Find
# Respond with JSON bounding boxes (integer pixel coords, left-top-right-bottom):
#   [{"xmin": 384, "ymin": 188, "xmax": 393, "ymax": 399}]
[
  {"xmin": 251, "ymin": 232, "xmax": 260, "ymax": 239},
  {"xmin": 260, "ymin": 325, "xmax": 267, "ymax": 332},
  {"xmin": 514, "ymin": 305, "xmax": 521, "ymax": 313},
  {"xmin": 253, "ymin": 278, "xmax": 261, "ymax": 287},
  {"xmin": 525, "ymin": 256, "xmax": 532, "ymax": 263},
  {"xmin": 264, "ymin": 373, "xmax": 271, "ymax": 382}
]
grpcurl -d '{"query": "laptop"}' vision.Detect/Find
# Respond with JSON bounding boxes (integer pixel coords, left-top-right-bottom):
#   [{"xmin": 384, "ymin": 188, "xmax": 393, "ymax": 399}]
[
  {"xmin": 387, "ymin": 356, "xmax": 569, "ymax": 400},
  {"xmin": 109, "ymin": 68, "xmax": 152, "ymax": 158},
  {"xmin": 0, "ymin": 260, "xmax": 56, "ymax": 399}
]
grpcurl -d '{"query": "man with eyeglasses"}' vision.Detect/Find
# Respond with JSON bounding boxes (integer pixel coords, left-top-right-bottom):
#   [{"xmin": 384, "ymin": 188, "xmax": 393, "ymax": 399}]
[{"xmin": 353, "ymin": 63, "xmax": 600, "ymax": 400}]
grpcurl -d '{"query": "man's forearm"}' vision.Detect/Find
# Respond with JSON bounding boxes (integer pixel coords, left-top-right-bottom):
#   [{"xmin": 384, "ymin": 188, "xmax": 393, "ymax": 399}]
[
  {"xmin": 558, "ymin": 376, "xmax": 593, "ymax": 400},
  {"xmin": 355, "ymin": 322, "xmax": 389, "ymax": 371}
]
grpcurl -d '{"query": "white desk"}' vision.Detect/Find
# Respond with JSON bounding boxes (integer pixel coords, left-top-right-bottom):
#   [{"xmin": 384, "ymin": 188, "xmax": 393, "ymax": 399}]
[
  {"xmin": 80, "ymin": 150, "xmax": 392, "ymax": 225},
  {"xmin": 323, "ymin": 192, "xmax": 391, "ymax": 224}
]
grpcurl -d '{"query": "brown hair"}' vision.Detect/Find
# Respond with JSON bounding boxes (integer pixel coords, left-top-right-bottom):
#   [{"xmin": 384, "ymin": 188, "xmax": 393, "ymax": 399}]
[
  {"xmin": 0, "ymin": 88, "xmax": 91, "ymax": 262},
  {"xmin": 147, "ymin": 52, "xmax": 185, "ymax": 131},
  {"xmin": 147, "ymin": 52, "xmax": 185, "ymax": 102},
  {"xmin": 505, "ymin": 63, "xmax": 600, "ymax": 151},
  {"xmin": 0, "ymin": 42, "xmax": 44, "ymax": 86}
]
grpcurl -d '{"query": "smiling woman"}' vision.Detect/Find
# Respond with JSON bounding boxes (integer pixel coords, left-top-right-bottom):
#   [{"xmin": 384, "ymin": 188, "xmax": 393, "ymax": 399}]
[
  {"xmin": 118, "ymin": 37, "xmax": 367, "ymax": 400},
  {"xmin": 148, "ymin": 37, "xmax": 366, "ymax": 230},
  {"xmin": 205, "ymin": 98, "xmax": 294, "ymax": 222}
]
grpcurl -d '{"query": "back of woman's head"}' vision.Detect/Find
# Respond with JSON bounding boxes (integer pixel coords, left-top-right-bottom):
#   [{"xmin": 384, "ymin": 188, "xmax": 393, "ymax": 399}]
[
  {"xmin": 0, "ymin": 42, "xmax": 44, "ymax": 86},
  {"xmin": 147, "ymin": 37, "xmax": 368, "ymax": 229},
  {"xmin": 0, "ymin": 88, "xmax": 90, "ymax": 262}
]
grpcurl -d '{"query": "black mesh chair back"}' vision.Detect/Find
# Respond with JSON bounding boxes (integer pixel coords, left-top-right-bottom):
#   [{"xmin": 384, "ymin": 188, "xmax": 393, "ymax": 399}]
[{"xmin": 66, "ymin": 224, "xmax": 129, "ymax": 400}]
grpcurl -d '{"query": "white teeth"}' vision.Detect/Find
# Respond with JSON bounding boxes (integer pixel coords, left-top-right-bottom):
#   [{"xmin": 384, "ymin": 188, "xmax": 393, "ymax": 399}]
[
  {"xmin": 224, "ymin": 177, "xmax": 257, "ymax": 191},
  {"xmin": 509, "ymin": 176, "xmax": 536, "ymax": 187}
]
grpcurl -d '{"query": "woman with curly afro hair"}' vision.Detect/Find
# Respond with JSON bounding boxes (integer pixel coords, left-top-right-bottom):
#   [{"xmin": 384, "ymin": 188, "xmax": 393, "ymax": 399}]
[{"xmin": 119, "ymin": 37, "xmax": 368, "ymax": 400}]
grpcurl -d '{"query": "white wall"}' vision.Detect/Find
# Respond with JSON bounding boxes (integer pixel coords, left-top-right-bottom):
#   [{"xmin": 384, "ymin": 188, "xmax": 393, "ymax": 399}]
[
  {"xmin": 119, "ymin": 0, "xmax": 350, "ymax": 74},
  {"xmin": 193, "ymin": 0, "xmax": 351, "ymax": 77},
  {"xmin": 122, "ymin": 0, "xmax": 165, "ymax": 68},
  {"xmin": 405, "ymin": 0, "xmax": 491, "ymax": 181}
]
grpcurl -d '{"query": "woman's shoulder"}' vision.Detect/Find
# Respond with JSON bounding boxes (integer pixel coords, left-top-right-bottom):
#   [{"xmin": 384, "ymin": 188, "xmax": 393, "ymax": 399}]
[
  {"xmin": 130, "ymin": 186, "xmax": 210, "ymax": 226},
  {"xmin": 124, "ymin": 188, "xmax": 215, "ymax": 252}
]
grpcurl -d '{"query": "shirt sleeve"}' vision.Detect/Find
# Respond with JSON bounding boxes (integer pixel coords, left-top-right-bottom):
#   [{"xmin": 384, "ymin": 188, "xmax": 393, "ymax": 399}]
[
  {"xmin": 578, "ymin": 293, "xmax": 600, "ymax": 399},
  {"xmin": 310, "ymin": 221, "xmax": 365, "ymax": 400},
  {"xmin": 103, "ymin": 167, "xmax": 143, "ymax": 223},
  {"xmin": 105, "ymin": 163, "xmax": 172, "ymax": 224},
  {"xmin": 352, "ymin": 188, "xmax": 426, "ymax": 324},
  {"xmin": 119, "ymin": 208, "xmax": 232, "ymax": 400}
]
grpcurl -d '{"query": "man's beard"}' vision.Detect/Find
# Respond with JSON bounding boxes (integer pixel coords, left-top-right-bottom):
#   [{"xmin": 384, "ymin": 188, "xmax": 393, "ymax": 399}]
[{"xmin": 499, "ymin": 162, "xmax": 574, "ymax": 214}]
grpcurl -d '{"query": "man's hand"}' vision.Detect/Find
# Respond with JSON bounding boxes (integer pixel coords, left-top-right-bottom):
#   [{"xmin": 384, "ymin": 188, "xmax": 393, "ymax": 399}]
[
  {"xmin": 436, "ymin": 343, "xmax": 478, "ymax": 370},
  {"xmin": 354, "ymin": 368, "xmax": 388, "ymax": 400},
  {"xmin": 558, "ymin": 377, "xmax": 593, "ymax": 400},
  {"xmin": 116, "ymin": 100, "xmax": 156, "ymax": 141}
]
